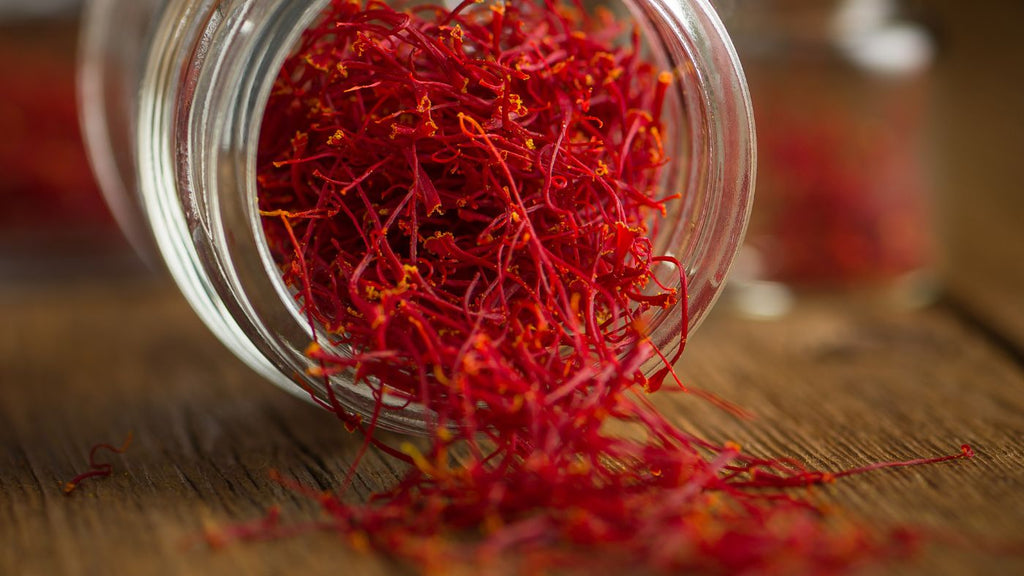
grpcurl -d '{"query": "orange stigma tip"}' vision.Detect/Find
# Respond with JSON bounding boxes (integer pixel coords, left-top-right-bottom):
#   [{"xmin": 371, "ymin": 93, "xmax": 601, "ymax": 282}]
[
  {"xmin": 961, "ymin": 444, "xmax": 975, "ymax": 458},
  {"xmin": 204, "ymin": 530, "xmax": 227, "ymax": 550}
]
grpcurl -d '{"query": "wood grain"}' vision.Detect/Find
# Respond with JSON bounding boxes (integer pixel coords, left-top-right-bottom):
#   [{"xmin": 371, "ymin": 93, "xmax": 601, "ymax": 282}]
[
  {"xmin": 2, "ymin": 278, "xmax": 1023, "ymax": 575},
  {"xmin": 678, "ymin": 300, "xmax": 1024, "ymax": 575},
  {"xmin": 0, "ymin": 280, "xmax": 407, "ymax": 576}
]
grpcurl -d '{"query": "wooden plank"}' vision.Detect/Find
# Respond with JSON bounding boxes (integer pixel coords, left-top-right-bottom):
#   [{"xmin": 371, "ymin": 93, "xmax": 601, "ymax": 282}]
[
  {"xmin": 2, "ymin": 279, "xmax": 1023, "ymax": 575},
  {"xmin": 676, "ymin": 300, "xmax": 1024, "ymax": 575},
  {"xmin": 0, "ymin": 280, "xmax": 406, "ymax": 576}
]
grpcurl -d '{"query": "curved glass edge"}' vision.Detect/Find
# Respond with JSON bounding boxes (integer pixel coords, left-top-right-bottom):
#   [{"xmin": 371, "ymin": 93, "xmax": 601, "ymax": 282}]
[
  {"xmin": 642, "ymin": 0, "xmax": 756, "ymax": 362},
  {"xmin": 132, "ymin": 0, "xmax": 754, "ymax": 435},
  {"xmin": 78, "ymin": 0, "xmax": 163, "ymax": 265},
  {"xmin": 134, "ymin": 0, "xmax": 295, "ymax": 404},
  {"xmin": 135, "ymin": 0, "xmax": 428, "ymax": 433}
]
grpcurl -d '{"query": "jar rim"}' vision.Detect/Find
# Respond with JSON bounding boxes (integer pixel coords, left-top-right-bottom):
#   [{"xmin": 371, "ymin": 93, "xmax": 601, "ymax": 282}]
[{"xmin": 98, "ymin": 0, "xmax": 754, "ymax": 433}]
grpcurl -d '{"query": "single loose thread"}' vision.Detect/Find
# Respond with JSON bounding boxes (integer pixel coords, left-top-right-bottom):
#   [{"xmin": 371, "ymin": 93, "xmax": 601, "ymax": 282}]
[
  {"xmin": 244, "ymin": 1, "xmax": 978, "ymax": 574},
  {"xmin": 63, "ymin": 433, "xmax": 133, "ymax": 495}
]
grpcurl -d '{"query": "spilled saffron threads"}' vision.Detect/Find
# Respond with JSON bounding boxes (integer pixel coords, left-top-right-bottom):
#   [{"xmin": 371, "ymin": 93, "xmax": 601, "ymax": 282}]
[
  {"xmin": 63, "ymin": 433, "xmax": 133, "ymax": 495},
  {"xmin": 250, "ymin": 1, "xmax": 974, "ymax": 573}
]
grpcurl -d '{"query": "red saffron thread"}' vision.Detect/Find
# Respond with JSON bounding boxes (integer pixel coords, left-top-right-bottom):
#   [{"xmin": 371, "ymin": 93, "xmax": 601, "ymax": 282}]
[
  {"xmin": 63, "ymin": 432, "xmax": 133, "ymax": 495},
  {"xmin": 246, "ymin": 1, "xmax": 977, "ymax": 573}
]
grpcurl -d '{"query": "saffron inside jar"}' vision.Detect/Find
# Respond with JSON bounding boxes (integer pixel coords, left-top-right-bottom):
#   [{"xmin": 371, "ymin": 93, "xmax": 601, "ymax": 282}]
[
  {"xmin": 247, "ymin": 1, "xmax": 969, "ymax": 573},
  {"xmin": 257, "ymin": 0, "xmax": 682, "ymax": 421}
]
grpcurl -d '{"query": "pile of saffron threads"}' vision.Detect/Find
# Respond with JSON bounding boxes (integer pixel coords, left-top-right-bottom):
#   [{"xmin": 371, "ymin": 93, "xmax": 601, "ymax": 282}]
[{"xmin": 250, "ymin": 0, "xmax": 973, "ymax": 573}]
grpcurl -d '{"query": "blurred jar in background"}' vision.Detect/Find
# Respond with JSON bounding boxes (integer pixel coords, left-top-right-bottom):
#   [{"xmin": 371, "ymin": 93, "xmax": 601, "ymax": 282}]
[
  {"xmin": 715, "ymin": 0, "xmax": 938, "ymax": 316},
  {"xmin": 0, "ymin": 0, "xmax": 131, "ymax": 280}
]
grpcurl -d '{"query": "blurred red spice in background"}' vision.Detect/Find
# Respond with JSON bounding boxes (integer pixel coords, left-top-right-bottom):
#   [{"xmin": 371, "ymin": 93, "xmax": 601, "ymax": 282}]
[
  {"xmin": 747, "ymin": 56, "xmax": 934, "ymax": 286},
  {"xmin": 715, "ymin": 0, "xmax": 939, "ymax": 315},
  {"xmin": 0, "ymin": 24, "xmax": 107, "ymax": 227},
  {"xmin": 0, "ymin": 15, "xmax": 131, "ymax": 278}
]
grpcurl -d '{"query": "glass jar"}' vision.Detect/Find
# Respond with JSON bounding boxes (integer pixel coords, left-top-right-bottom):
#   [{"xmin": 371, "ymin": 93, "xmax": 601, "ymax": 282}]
[
  {"xmin": 714, "ymin": 0, "xmax": 937, "ymax": 315},
  {"xmin": 78, "ymin": 0, "xmax": 755, "ymax": 432}
]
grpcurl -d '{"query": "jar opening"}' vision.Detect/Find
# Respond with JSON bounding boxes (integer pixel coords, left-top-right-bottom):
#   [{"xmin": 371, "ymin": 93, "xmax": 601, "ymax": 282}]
[
  {"xmin": 109, "ymin": 0, "xmax": 751, "ymax": 432},
  {"xmin": 241, "ymin": 0, "xmax": 752, "ymax": 427}
]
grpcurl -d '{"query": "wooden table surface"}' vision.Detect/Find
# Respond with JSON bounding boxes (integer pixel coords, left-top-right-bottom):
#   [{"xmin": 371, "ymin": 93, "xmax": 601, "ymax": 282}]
[
  {"xmin": 3, "ymin": 3, "xmax": 1024, "ymax": 576},
  {"xmin": 2, "ymin": 265, "xmax": 1023, "ymax": 576}
]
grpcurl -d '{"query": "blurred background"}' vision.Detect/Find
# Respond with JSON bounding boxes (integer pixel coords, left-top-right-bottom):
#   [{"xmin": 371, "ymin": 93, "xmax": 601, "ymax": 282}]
[
  {"xmin": 0, "ymin": 0, "xmax": 1021, "ymax": 319},
  {"xmin": 0, "ymin": 0, "xmax": 132, "ymax": 280},
  {"xmin": 712, "ymin": 0, "xmax": 1024, "ymax": 325}
]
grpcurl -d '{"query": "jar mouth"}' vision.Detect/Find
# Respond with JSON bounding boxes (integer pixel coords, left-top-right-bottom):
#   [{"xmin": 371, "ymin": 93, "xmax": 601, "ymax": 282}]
[
  {"xmin": 132, "ymin": 0, "xmax": 753, "ymax": 433},
  {"xmin": 628, "ymin": 0, "xmax": 757, "ymax": 364}
]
